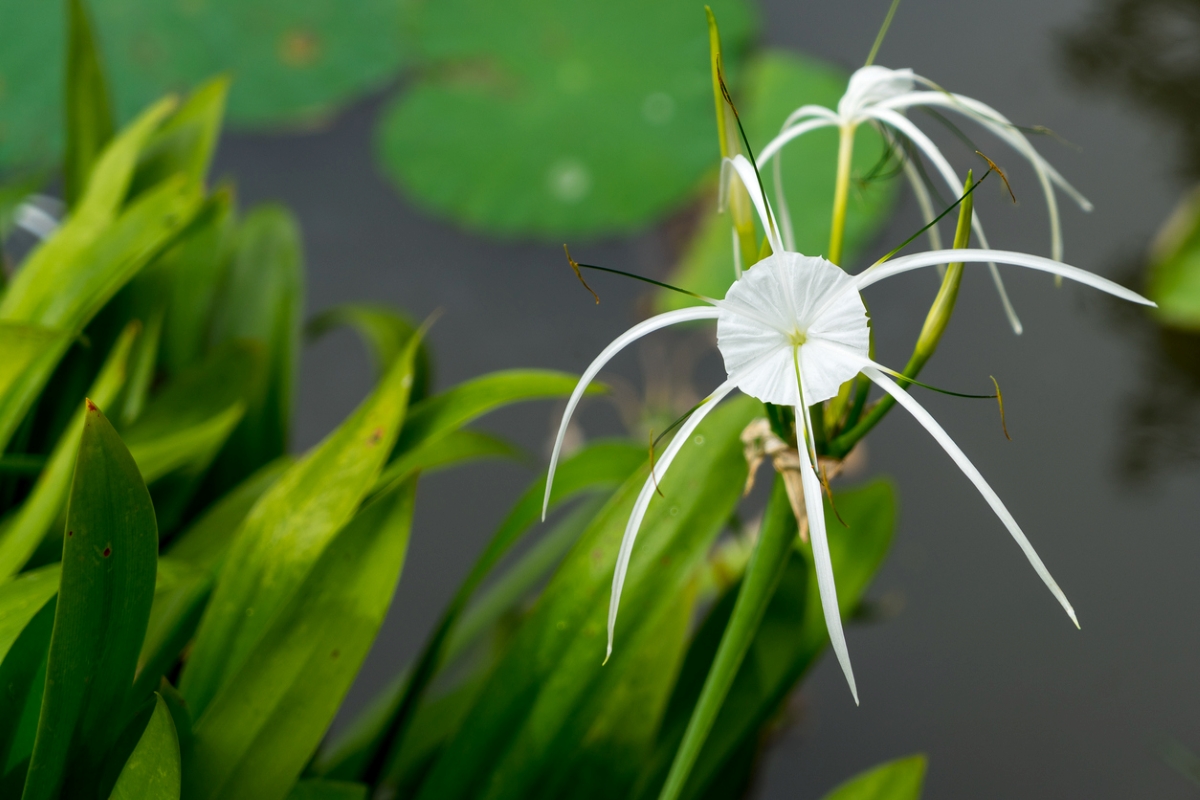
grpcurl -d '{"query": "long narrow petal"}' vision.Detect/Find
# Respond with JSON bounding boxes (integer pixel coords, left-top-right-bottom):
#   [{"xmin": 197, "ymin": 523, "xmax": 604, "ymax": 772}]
[
  {"xmin": 543, "ymin": 307, "xmax": 722, "ymax": 520},
  {"xmin": 606, "ymin": 378, "xmax": 739, "ymax": 659},
  {"xmin": 725, "ymin": 154, "xmax": 783, "ymax": 254},
  {"xmin": 868, "ymin": 107, "xmax": 1023, "ymax": 333},
  {"xmin": 880, "ymin": 91, "xmax": 1088, "ymax": 262},
  {"xmin": 855, "ymin": 247, "xmax": 1155, "ymax": 306},
  {"xmin": 861, "ymin": 366, "xmax": 1079, "ymax": 627},
  {"xmin": 757, "ymin": 117, "xmax": 838, "ymax": 168},
  {"xmin": 883, "ymin": 90, "xmax": 1092, "ymax": 210},
  {"xmin": 780, "ymin": 104, "xmax": 841, "ymax": 134},
  {"xmin": 882, "ymin": 127, "xmax": 944, "ymax": 252},
  {"xmin": 796, "ymin": 399, "xmax": 859, "ymax": 704}
]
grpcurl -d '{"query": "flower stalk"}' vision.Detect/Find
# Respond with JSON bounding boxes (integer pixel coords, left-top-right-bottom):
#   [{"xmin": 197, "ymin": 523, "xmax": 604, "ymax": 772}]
[
  {"xmin": 828, "ymin": 123, "xmax": 857, "ymax": 266},
  {"xmin": 828, "ymin": 171, "xmax": 974, "ymax": 458}
]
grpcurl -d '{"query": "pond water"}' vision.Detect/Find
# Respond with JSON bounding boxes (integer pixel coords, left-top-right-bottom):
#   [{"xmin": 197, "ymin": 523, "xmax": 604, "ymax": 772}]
[{"xmin": 213, "ymin": 0, "xmax": 1200, "ymax": 796}]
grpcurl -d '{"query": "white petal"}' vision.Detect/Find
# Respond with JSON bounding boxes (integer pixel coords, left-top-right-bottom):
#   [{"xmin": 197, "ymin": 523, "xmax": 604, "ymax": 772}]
[
  {"xmin": 867, "ymin": 107, "xmax": 1023, "ymax": 333},
  {"xmin": 716, "ymin": 253, "xmax": 869, "ymax": 405},
  {"xmin": 725, "ymin": 154, "xmax": 783, "ymax": 254},
  {"xmin": 839, "ymin": 66, "xmax": 916, "ymax": 118},
  {"xmin": 606, "ymin": 378, "xmax": 739, "ymax": 659},
  {"xmin": 796, "ymin": 400, "xmax": 859, "ymax": 704},
  {"xmin": 855, "ymin": 248, "xmax": 1156, "ymax": 306},
  {"xmin": 543, "ymin": 307, "xmax": 721, "ymax": 519},
  {"xmin": 757, "ymin": 116, "xmax": 839, "ymax": 169},
  {"xmin": 860, "ymin": 366, "xmax": 1079, "ymax": 627}
]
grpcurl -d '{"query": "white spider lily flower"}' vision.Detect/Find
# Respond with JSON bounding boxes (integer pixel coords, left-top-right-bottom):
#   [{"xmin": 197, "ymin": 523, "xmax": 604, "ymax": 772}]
[
  {"xmin": 545, "ymin": 159, "xmax": 1151, "ymax": 704},
  {"xmin": 755, "ymin": 64, "xmax": 1094, "ymax": 335}
]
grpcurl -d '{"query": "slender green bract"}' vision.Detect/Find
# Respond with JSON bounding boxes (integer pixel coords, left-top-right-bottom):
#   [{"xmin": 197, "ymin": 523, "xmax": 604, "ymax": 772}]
[{"xmin": 21, "ymin": 402, "xmax": 158, "ymax": 800}]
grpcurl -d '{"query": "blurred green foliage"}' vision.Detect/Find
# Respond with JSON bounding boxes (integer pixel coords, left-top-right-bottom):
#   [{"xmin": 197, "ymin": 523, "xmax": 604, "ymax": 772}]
[{"xmin": 0, "ymin": 4, "xmax": 915, "ymax": 799}]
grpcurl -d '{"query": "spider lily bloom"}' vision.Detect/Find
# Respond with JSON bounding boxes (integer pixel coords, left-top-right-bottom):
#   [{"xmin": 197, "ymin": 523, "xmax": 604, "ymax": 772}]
[
  {"xmin": 545, "ymin": 158, "xmax": 1152, "ymax": 703},
  {"xmin": 756, "ymin": 64, "xmax": 1094, "ymax": 334}
]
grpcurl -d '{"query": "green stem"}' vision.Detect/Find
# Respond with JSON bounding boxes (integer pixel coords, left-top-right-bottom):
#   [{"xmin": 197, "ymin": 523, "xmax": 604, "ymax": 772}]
[
  {"xmin": 656, "ymin": 476, "xmax": 797, "ymax": 800},
  {"xmin": 827, "ymin": 124, "xmax": 857, "ymax": 266},
  {"xmin": 828, "ymin": 171, "xmax": 975, "ymax": 459}
]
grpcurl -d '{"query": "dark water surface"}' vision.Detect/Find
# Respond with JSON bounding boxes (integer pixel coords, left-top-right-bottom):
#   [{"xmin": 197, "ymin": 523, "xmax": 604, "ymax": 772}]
[{"xmin": 213, "ymin": 0, "xmax": 1200, "ymax": 796}]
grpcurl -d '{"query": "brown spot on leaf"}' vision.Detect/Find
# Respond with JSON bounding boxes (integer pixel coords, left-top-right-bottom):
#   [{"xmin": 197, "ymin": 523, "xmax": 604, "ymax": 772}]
[
  {"xmin": 102, "ymin": 547, "xmax": 111, "ymax": 558},
  {"xmin": 85, "ymin": 398, "xmax": 98, "ymax": 412},
  {"xmin": 279, "ymin": 29, "xmax": 321, "ymax": 68},
  {"xmin": 331, "ymin": 649, "xmax": 340, "ymax": 659},
  {"xmin": 368, "ymin": 427, "xmax": 384, "ymax": 445},
  {"xmin": 67, "ymin": 530, "xmax": 73, "ymax": 537}
]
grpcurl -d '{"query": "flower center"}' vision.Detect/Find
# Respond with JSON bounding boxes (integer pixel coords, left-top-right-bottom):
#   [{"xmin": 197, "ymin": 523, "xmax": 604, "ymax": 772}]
[{"xmin": 788, "ymin": 329, "xmax": 807, "ymax": 347}]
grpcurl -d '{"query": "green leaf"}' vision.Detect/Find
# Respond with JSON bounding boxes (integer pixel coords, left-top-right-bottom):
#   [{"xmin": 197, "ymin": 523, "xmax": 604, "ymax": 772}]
[
  {"xmin": 636, "ymin": 480, "xmax": 896, "ymax": 800},
  {"xmin": 376, "ymin": 429, "xmax": 524, "ymax": 491},
  {"xmin": 180, "ymin": 334, "xmax": 419, "ymax": 718},
  {"xmin": 364, "ymin": 440, "xmax": 644, "ymax": 786},
  {"xmin": 21, "ymin": 402, "xmax": 158, "ymax": 800},
  {"xmin": 0, "ymin": 565, "xmax": 60, "ymax": 770},
  {"xmin": 122, "ymin": 341, "xmax": 263, "ymax": 530},
  {"xmin": 209, "ymin": 204, "xmax": 304, "ymax": 484},
  {"xmin": 108, "ymin": 694, "xmax": 181, "ymax": 800},
  {"xmin": 819, "ymin": 755, "xmax": 927, "ymax": 800},
  {"xmin": 393, "ymin": 370, "xmax": 598, "ymax": 457},
  {"xmin": 0, "ymin": 324, "xmax": 74, "ymax": 456},
  {"xmin": 656, "ymin": 476, "xmax": 797, "ymax": 800},
  {"xmin": 307, "ymin": 303, "xmax": 433, "ymax": 403},
  {"xmin": 0, "ymin": 596, "xmax": 55, "ymax": 775},
  {"xmin": 130, "ymin": 77, "xmax": 229, "ymax": 197},
  {"xmin": 63, "ymin": 0, "xmax": 115, "ymax": 209},
  {"xmin": 156, "ymin": 189, "xmax": 236, "ymax": 379},
  {"xmin": 378, "ymin": 0, "xmax": 756, "ymax": 238},
  {"xmin": 411, "ymin": 397, "xmax": 759, "ymax": 800},
  {"xmin": 288, "ymin": 779, "xmax": 368, "ymax": 800},
  {"xmin": 657, "ymin": 50, "xmax": 899, "ymax": 313},
  {"xmin": 1147, "ymin": 186, "xmax": 1200, "ymax": 329},
  {"xmin": 118, "ymin": 310, "xmax": 162, "ymax": 426},
  {"xmin": 0, "ymin": 320, "xmax": 138, "ymax": 579},
  {"xmin": 186, "ymin": 478, "xmax": 418, "ymax": 800},
  {"xmin": 164, "ymin": 458, "xmax": 292, "ymax": 574},
  {"xmin": 1, "ymin": 96, "xmax": 176, "ymax": 323},
  {"xmin": 0, "ymin": 2, "xmax": 409, "ymax": 170}
]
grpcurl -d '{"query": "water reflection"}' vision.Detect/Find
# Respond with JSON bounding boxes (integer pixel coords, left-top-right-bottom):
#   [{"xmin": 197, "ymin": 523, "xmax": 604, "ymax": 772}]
[
  {"xmin": 1062, "ymin": 0, "xmax": 1200, "ymax": 178},
  {"xmin": 1062, "ymin": 0, "xmax": 1200, "ymax": 479}
]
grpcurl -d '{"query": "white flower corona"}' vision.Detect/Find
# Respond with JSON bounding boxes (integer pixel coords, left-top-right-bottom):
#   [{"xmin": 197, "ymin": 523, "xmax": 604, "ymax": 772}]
[
  {"xmin": 755, "ymin": 64, "xmax": 1094, "ymax": 334},
  {"xmin": 544, "ymin": 159, "xmax": 1153, "ymax": 704}
]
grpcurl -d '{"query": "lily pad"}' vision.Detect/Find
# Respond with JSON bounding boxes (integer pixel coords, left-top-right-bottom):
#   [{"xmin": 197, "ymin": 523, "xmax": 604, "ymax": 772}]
[
  {"xmin": 377, "ymin": 0, "xmax": 756, "ymax": 238},
  {"xmin": 0, "ymin": 0, "xmax": 410, "ymax": 169},
  {"xmin": 658, "ymin": 49, "xmax": 900, "ymax": 312}
]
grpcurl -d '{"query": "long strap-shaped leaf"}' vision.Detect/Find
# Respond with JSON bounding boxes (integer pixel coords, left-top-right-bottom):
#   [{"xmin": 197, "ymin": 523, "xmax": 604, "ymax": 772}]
[
  {"xmin": 655, "ymin": 475, "xmax": 797, "ymax": 800},
  {"xmin": 21, "ymin": 402, "xmax": 158, "ymax": 800},
  {"xmin": 362, "ymin": 440, "xmax": 645, "ymax": 789},
  {"xmin": 179, "ymin": 332, "xmax": 420, "ymax": 718},
  {"xmin": 63, "ymin": 0, "xmax": 115, "ymax": 209},
  {"xmin": 0, "ymin": 321, "xmax": 138, "ymax": 578}
]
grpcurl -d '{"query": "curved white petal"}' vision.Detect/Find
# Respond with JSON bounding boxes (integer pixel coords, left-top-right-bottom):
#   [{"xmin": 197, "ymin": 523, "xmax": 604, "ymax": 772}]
[
  {"xmin": 796, "ymin": 399, "xmax": 859, "ymax": 704},
  {"xmin": 758, "ymin": 117, "xmax": 839, "ymax": 167},
  {"xmin": 878, "ymin": 90, "xmax": 1091, "ymax": 263},
  {"xmin": 896, "ymin": 138, "xmax": 945, "ymax": 252},
  {"xmin": 860, "ymin": 365, "xmax": 1079, "ymax": 627},
  {"xmin": 725, "ymin": 154, "xmax": 783, "ymax": 254},
  {"xmin": 606, "ymin": 378, "xmax": 739, "ymax": 659},
  {"xmin": 855, "ymin": 248, "xmax": 1155, "ymax": 306},
  {"xmin": 867, "ymin": 107, "xmax": 1023, "ymax": 333},
  {"xmin": 780, "ymin": 103, "xmax": 842, "ymax": 134},
  {"xmin": 839, "ymin": 66, "xmax": 916, "ymax": 118},
  {"xmin": 542, "ymin": 307, "xmax": 722, "ymax": 519}
]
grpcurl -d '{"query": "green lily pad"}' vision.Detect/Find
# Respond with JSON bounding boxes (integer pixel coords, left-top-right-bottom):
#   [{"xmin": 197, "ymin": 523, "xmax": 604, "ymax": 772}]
[
  {"xmin": 0, "ymin": 0, "xmax": 410, "ymax": 169},
  {"xmin": 658, "ymin": 49, "xmax": 900, "ymax": 312},
  {"xmin": 377, "ymin": 0, "xmax": 756, "ymax": 239}
]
